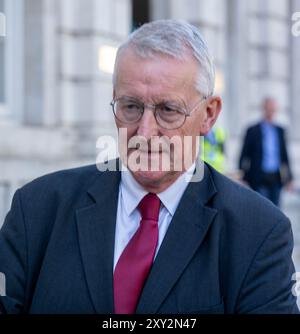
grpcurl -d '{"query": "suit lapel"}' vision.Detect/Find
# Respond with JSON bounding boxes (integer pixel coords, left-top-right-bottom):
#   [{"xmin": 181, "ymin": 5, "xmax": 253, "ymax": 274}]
[
  {"xmin": 75, "ymin": 160, "xmax": 218, "ymax": 314},
  {"xmin": 136, "ymin": 163, "xmax": 218, "ymax": 314},
  {"xmin": 76, "ymin": 167, "xmax": 121, "ymax": 314}
]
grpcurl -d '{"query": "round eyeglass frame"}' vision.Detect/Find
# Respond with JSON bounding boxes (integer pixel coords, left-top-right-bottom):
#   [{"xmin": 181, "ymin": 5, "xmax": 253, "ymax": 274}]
[{"xmin": 110, "ymin": 95, "xmax": 209, "ymax": 130}]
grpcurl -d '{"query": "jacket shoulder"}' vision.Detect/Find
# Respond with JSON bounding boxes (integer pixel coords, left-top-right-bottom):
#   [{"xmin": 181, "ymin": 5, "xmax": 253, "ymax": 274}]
[
  {"xmin": 208, "ymin": 165, "xmax": 289, "ymax": 231},
  {"xmin": 246, "ymin": 123, "xmax": 261, "ymax": 134},
  {"xmin": 20, "ymin": 164, "xmax": 100, "ymax": 195}
]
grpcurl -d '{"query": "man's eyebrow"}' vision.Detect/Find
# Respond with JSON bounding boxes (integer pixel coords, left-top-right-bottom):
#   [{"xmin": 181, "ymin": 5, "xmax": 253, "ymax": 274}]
[
  {"xmin": 118, "ymin": 94, "xmax": 186, "ymax": 105},
  {"xmin": 151, "ymin": 96, "xmax": 186, "ymax": 104},
  {"xmin": 118, "ymin": 95, "xmax": 142, "ymax": 101}
]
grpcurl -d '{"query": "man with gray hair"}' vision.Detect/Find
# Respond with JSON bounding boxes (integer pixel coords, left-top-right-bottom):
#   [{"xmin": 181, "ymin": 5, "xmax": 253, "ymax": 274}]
[{"xmin": 0, "ymin": 20, "xmax": 298, "ymax": 314}]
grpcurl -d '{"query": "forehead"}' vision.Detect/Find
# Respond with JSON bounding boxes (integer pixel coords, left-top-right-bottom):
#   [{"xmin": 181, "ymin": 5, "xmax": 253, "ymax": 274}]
[{"xmin": 114, "ymin": 48, "xmax": 199, "ymax": 99}]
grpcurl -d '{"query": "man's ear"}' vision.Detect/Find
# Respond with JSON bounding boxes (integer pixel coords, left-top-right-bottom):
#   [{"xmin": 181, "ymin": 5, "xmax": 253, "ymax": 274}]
[{"xmin": 200, "ymin": 96, "xmax": 222, "ymax": 135}]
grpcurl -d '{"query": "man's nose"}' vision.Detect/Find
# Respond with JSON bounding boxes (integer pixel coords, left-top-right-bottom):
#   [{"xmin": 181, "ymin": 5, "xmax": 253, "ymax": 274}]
[{"xmin": 136, "ymin": 107, "xmax": 160, "ymax": 139}]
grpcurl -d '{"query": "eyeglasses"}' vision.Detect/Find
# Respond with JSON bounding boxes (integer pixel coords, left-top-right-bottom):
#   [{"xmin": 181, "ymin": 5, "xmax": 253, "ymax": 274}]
[{"xmin": 110, "ymin": 95, "xmax": 208, "ymax": 130}]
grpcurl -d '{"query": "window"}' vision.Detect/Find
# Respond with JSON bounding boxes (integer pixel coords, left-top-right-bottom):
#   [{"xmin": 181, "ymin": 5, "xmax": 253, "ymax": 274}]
[{"xmin": 132, "ymin": 0, "xmax": 150, "ymax": 31}]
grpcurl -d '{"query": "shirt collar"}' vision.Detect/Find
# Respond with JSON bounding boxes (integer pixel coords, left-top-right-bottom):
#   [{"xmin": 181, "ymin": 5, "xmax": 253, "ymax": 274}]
[
  {"xmin": 261, "ymin": 120, "xmax": 275, "ymax": 129},
  {"xmin": 120, "ymin": 162, "xmax": 196, "ymax": 217},
  {"xmin": 120, "ymin": 167, "xmax": 148, "ymax": 217}
]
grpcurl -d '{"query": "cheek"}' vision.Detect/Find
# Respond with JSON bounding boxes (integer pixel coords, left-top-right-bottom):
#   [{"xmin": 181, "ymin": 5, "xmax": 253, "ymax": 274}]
[
  {"xmin": 126, "ymin": 127, "xmax": 138, "ymax": 142},
  {"xmin": 181, "ymin": 118, "xmax": 202, "ymax": 137},
  {"xmin": 116, "ymin": 122, "xmax": 138, "ymax": 141}
]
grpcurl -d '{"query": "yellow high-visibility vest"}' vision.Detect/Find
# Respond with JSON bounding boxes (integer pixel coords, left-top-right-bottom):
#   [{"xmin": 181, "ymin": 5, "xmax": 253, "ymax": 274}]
[{"xmin": 202, "ymin": 127, "xmax": 226, "ymax": 173}]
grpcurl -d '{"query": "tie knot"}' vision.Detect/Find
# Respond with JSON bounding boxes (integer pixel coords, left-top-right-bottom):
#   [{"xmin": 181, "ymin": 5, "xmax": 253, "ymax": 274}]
[{"xmin": 138, "ymin": 193, "xmax": 161, "ymax": 221}]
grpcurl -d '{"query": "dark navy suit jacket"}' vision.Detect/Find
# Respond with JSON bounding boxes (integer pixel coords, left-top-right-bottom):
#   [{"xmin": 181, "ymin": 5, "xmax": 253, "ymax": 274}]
[
  {"xmin": 0, "ymin": 161, "xmax": 298, "ymax": 314},
  {"xmin": 239, "ymin": 123, "xmax": 292, "ymax": 190}
]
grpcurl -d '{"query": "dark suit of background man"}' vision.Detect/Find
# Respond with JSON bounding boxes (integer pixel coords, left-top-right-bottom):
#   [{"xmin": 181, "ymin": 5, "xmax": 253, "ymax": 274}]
[
  {"xmin": 0, "ymin": 20, "xmax": 298, "ymax": 314},
  {"xmin": 239, "ymin": 97, "xmax": 293, "ymax": 207}
]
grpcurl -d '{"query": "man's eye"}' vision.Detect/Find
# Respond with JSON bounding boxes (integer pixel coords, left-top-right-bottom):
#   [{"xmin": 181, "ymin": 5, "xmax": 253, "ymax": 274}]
[
  {"xmin": 123, "ymin": 103, "xmax": 140, "ymax": 110},
  {"xmin": 162, "ymin": 105, "xmax": 180, "ymax": 113}
]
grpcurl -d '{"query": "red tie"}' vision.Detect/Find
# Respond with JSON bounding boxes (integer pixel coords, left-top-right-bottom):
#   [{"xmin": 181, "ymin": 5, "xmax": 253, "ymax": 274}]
[{"xmin": 114, "ymin": 193, "xmax": 161, "ymax": 314}]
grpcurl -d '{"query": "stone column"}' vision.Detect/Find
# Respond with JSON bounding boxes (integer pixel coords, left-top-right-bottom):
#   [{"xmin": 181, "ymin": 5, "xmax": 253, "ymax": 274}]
[
  {"xmin": 247, "ymin": 0, "xmax": 290, "ymax": 125},
  {"xmin": 23, "ymin": 0, "xmax": 59, "ymax": 126},
  {"xmin": 43, "ymin": 0, "xmax": 60, "ymax": 126},
  {"xmin": 163, "ymin": 0, "xmax": 227, "ymax": 103},
  {"xmin": 23, "ymin": 0, "xmax": 44, "ymax": 125},
  {"xmin": 226, "ymin": 0, "xmax": 248, "ymax": 135},
  {"xmin": 291, "ymin": 0, "xmax": 300, "ymax": 140},
  {"xmin": 290, "ymin": 0, "xmax": 300, "ymax": 185},
  {"xmin": 59, "ymin": 0, "xmax": 131, "ymax": 158},
  {"xmin": 151, "ymin": 0, "xmax": 170, "ymax": 20}
]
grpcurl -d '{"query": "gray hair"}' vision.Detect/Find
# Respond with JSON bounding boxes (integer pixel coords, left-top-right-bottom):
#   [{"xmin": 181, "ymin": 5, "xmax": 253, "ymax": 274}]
[{"xmin": 113, "ymin": 19, "xmax": 215, "ymax": 97}]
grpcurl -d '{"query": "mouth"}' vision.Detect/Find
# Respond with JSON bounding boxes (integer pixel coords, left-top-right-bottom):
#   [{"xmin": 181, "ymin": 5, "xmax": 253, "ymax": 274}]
[
  {"xmin": 138, "ymin": 149, "xmax": 163, "ymax": 155},
  {"xmin": 127, "ymin": 147, "xmax": 170, "ymax": 156}
]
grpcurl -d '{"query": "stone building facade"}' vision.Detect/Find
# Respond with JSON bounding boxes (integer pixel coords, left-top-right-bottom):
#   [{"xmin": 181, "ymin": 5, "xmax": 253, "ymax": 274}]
[{"xmin": 1, "ymin": 0, "xmax": 300, "ymax": 225}]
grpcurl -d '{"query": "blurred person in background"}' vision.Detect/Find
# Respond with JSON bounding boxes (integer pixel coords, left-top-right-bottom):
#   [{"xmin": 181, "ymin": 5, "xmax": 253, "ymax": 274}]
[{"xmin": 239, "ymin": 97, "xmax": 293, "ymax": 207}]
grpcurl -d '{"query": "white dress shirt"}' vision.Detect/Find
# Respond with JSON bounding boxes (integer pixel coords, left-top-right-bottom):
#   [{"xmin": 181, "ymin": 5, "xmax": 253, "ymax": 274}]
[{"xmin": 113, "ymin": 163, "xmax": 196, "ymax": 270}]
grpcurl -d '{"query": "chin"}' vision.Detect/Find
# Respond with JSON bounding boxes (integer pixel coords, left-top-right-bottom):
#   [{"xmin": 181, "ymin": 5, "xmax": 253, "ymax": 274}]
[
  {"xmin": 132, "ymin": 169, "xmax": 180, "ymax": 191},
  {"xmin": 133, "ymin": 169, "xmax": 169, "ymax": 182}
]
